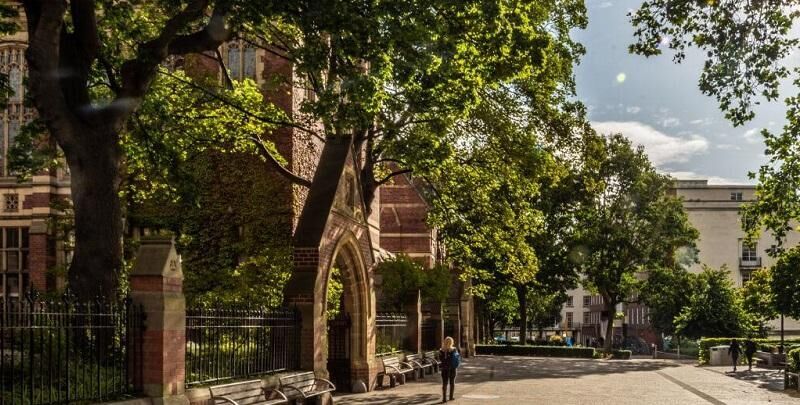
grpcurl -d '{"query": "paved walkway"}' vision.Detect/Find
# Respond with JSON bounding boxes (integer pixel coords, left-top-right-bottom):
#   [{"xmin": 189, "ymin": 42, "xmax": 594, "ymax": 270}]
[{"xmin": 334, "ymin": 356, "xmax": 800, "ymax": 405}]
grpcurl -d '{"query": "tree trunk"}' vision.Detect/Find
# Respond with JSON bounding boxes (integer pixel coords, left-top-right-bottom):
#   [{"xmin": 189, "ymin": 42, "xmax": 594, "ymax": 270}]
[
  {"xmin": 604, "ymin": 300, "xmax": 616, "ymax": 351},
  {"xmin": 66, "ymin": 134, "xmax": 123, "ymax": 300},
  {"xmin": 516, "ymin": 285, "xmax": 528, "ymax": 345}
]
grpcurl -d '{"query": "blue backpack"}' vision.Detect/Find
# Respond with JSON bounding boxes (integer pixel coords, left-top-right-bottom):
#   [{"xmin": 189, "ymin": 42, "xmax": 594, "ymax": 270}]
[{"xmin": 450, "ymin": 350, "xmax": 461, "ymax": 369}]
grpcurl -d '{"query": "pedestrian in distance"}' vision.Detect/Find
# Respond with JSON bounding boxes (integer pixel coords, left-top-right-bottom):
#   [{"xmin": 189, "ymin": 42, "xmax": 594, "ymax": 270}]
[
  {"xmin": 744, "ymin": 338, "xmax": 757, "ymax": 371},
  {"xmin": 728, "ymin": 339, "xmax": 742, "ymax": 372},
  {"xmin": 439, "ymin": 336, "xmax": 461, "ymax": 403}
]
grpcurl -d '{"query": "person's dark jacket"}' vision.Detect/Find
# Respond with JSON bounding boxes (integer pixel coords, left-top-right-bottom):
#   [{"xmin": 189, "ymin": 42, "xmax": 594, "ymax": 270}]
[
  {"xmin": 728, "ymin": 341, "xmax": 742, "ymax": 357},
  {"xmin": 439, "ymin": 348, "xmax": 459, "ymax": 370},
  {"xmin": 744, "ymin": 340, "xmax": 757, "ymax": 356}
]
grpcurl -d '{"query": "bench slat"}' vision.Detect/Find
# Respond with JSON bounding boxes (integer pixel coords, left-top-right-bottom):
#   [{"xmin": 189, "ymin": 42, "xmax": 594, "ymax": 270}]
[{"xmin": 210, "ymin": 381, "xmax": 263, "ymax": 396}]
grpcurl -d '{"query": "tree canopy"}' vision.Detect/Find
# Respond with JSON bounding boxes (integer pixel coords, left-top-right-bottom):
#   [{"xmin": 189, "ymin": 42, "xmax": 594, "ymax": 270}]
[
  {"xmin": 575, "ymin": 133, "xmax": 698, "ymax": 349},
  {"xmin": 675, "ymin": 266, "xmax": 752, "ymax": 339},
  {"xmin": 2, "ymin": 0, "xmax": 590, "ymax": 298}
]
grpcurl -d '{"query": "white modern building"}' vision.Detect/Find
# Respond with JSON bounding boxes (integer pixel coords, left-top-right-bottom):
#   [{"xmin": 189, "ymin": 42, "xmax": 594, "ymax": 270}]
[
  {"xmin": 556, "ymin": 179, "xmax": 800, "ymax": 348},
  {"xmin": 672, "ymin": 179, "xmax": 800, "ymax": 336}
]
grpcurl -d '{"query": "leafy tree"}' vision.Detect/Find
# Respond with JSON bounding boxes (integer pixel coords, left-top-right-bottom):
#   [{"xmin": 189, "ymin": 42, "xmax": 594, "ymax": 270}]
[
  {"xmin": 629, "ymin": 0, "xmax": 798, "ymax": 127},
  {"xmin": 675, "ymin": 266, "xmax": 752, "ymax": 339},
  {"xmin": 6, "ymin": 0, "xmax": 589, "ymax": 299},
  {"xmin": 740, "ymin": 267, "xmax": 778, "ymax": 337},
  {"xmin": 376, "ymin": 256, "xmax": 450, "ymax": 311},
  {"xmin": 771, "ymin": 246, "xmax": 800, "ymax": 319},
  {"xmin": 527, "ymin": 288, "xmax": 566, "ymax": 340},
  {"xmin": 576, "ymin": 133, "xmax": 698, "ymax": 350},
  {"xmin": 640, "ymin": 265, "xmax": 694, "ymax": 337},
  {"xmin": 476, "ymin": 284, "xmax": 519, "ymax": 342}
]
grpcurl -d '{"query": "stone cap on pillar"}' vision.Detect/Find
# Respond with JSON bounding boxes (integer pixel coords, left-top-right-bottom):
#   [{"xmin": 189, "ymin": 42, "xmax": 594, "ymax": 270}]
[{"xmin": 132, "ymin": 236, "xmax": 182, "ymax": 279}]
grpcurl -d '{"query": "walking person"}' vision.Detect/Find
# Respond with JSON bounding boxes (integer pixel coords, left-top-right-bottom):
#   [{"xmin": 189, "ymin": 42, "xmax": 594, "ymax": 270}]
[
  {"xmin": 744, "ymin": 338, "xmax": 757, "ymax": 371},
  {"xmin": 439, "ymin": 336, "xmax": 461, "ymax": 403},
  {"xmin": 728, "ymin": 339, "xmax": 742, "ymax": 372}
]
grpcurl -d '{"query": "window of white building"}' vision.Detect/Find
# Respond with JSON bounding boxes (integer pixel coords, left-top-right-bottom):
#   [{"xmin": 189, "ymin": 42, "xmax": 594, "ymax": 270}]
[{"xmin": 741, "ymin": 242, "xmax": 758, "ymax": 261}]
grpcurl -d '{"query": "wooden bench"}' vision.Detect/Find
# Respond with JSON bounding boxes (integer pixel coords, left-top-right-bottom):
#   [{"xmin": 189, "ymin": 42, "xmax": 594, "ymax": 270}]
[
  {"xmin": 405, "ymin": 353, "xmax": 433, "ymax": 378},
  {"xmin": 424, "ymin": 350, "xmax": 441, "ymax": 373},
  {"xmin": 278, "ymin": 372, "xmax": 335, "ymax": 404},
  {"xmin": 377, "ymin": 356, "xmax": 416, "ymax": 388},
  {"xmin": 210, "ymin": 380, "xmax": 288, "ymax": 405}
]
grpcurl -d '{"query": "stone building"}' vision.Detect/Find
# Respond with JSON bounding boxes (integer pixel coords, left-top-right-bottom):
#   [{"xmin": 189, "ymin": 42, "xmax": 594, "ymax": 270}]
[
  {"xmin": 0, "ymin": 25, "xmax": 70, "ymax": 301},
  {"xmin": 378, "ymin": 170, "xmax": 474, "ymax": 355},
  {"xmin": 0, "ymin": 19, "xmax": 475, "ymax": 393}
]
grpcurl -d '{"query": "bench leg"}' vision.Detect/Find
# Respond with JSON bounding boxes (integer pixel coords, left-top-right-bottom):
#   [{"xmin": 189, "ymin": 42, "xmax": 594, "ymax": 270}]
[
  {"xmin": 378, "ymin": 374, "xmax": 384, "ymax": 389},
  {"xmin": 390, "ymin": 374, "xmax": 396, "ymax": 388}
]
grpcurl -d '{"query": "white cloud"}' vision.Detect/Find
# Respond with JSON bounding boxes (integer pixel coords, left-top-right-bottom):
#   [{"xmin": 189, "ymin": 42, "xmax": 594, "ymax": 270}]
[
  {"xmin": 598, "ymin": 1, "xmax": 613, "ymax": 8},
  {"xmin": 661, "ymin": 117, "xmax": 681, "ymax": 128},
  {"xmin": 625, "ymin": 106, "xmax": 641, "ymax": 114},
  {"xmin": 715, "ymin": 144, "xmax": 741, "ymax": 151},
  {"xmin": 689, "ymin": 118, "xmax": 712, "ymax": 126},
  {"xmin": 666, "ymin": 171, "xmax": 752, "ymax": 185},
  {"xmin": 743, "ymin": 128, "xmax": 762, "ymax": 144},
  {"xmin": 592, "ymin": 121, "xmax": 709, "ymax": 166}
]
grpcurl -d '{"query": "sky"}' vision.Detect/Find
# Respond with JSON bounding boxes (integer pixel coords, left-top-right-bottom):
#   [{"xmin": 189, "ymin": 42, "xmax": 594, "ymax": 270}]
[{"xmin": 573, "ymin": 0, "xmax": 796, "ymax": 184}]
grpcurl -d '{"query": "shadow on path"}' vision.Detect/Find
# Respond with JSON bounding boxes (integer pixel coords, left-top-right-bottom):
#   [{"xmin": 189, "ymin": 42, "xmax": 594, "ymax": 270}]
[
  {"xmin": 707, "ymin": 366, "xmax": 798, "ymax": 393},
  {"xmin": 333, "ymin": 392, "xmax": 441, "ymax": 404},
  {"xmin": 454, "ymin": 355, "xmax": 683, "ymax": 382}
]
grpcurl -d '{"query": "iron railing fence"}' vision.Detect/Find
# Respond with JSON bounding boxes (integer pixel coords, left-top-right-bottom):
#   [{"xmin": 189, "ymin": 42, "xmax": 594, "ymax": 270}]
[
  {"xmin": 375, "ymin": 312, "xmax": 407, "ymax": 354},
  {"xmin": 0, "ymin": 295, "xmax": 144, "ymax": 404},
  {"xmin": 185, "ymin": 307, "xmax": 301, "ymax": 387},
  {"xmin": 421, "ymin": 319, "xmax": 438, "ymax": 351}
]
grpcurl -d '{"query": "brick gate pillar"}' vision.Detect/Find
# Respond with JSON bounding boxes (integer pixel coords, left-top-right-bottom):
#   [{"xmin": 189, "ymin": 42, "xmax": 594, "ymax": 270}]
[
  {"xmin": 129, "ymin": 236, "xmax": 188, "ymax": 405},
  {"xmin": 286, "ymin": 247, "xmax": 321, "ymax": 373},
  {"xmin": 403, "ymin": 290, "xmax": 422, "ymax": 353}
]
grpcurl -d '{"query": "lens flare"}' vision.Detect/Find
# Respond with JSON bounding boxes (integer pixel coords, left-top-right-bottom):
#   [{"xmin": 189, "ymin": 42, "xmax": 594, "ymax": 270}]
[{"xmin": 616, "ymin": 73, "xmax": 626, "ymax": 83}]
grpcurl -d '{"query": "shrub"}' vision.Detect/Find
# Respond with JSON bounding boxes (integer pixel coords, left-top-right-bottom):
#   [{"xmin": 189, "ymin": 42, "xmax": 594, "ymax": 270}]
[
  {"xmin": 608, "ymin": 350, "xmax": 632, "ymax": 360},
  {"xmin": 788, "ymin": 348, "xmax": 800, "ymax": 389},
  {"xmin": 475, "ymin": 344, "xmax": 595, "ymax": 358}
]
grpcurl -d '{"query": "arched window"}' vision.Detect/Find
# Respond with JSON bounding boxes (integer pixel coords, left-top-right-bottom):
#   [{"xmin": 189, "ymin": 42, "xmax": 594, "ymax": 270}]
[
  {"xmin": 0, "ymin": 44, "xmax": 32, "ymax": 177},
  {"xmin": 223, "ymin": 40, "xmax": 258, "ymax": 81}
]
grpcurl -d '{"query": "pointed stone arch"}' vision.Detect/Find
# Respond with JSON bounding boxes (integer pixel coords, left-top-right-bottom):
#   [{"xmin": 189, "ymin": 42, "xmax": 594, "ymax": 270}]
[{"xmin": 284, "ymin": 138, "xmax": 380, "ymax": 391}]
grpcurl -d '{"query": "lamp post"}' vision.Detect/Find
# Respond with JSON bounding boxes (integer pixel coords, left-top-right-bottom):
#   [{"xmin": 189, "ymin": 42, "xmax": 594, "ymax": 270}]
[{"xmin": 780, "ymin": 313, "xmax": 785, "ymax": 354}]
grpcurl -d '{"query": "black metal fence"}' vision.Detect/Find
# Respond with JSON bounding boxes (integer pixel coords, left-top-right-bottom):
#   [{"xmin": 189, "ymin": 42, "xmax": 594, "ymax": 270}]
[
  {"xmin": 421, "ymin": 318, "xmax": 438, "ymax": 350},
  {"xmin": 0, "ymin": 296, "xmax": 144, "ymax": 404},
  {"xmin": 376, "ymin": 313, "xmax": 407, "ymax": 354},
  {"xmin": 185, "ymin": 307, "xmax": 301, "ymax": 387}
]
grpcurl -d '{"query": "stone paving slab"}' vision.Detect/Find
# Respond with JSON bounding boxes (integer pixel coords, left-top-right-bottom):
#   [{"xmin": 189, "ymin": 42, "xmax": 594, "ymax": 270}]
[{"xmin": 334, "ymin": 356, "xmax": 800, "ymax": 405}]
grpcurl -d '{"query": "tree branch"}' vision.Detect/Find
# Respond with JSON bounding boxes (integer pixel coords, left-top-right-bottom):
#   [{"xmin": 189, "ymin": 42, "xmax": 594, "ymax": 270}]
[
  {"xmin": 215, "ymin": 48, "xmax": 234, "ymax": 90},
  {"xmin": 157, "ymin": 68, "xmax": 324, "ymax": 141},
  {"xmin": 375, "ymin": 169, "xmax": 413, "ymax": 186},
  {"xmin": 251, "ymin": 135, "xmax": 312, "ymax": 188},
  {"xmin": 115, "ymin": 0, "xmax": 230, "ymax": 126}
]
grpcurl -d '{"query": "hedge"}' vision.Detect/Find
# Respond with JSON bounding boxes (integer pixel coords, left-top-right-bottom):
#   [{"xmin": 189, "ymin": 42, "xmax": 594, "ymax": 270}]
[
  {"xmin": 607, "ymin": 350, "xmax": 632, "ymax": 360},
  {"xmin": 475, "ymin": 344, "xmax": 595, "ymax": 358},
  {"xmin": 788, "ymin": 348, "xmax": 800, "ymax": 389},
  {"xmin": 789, "ymin": 348, "xmax": 800, "ymax": 373},
  {"xmin": 698, "ymin": 338, "xmax": 800, "ymax": 364}
]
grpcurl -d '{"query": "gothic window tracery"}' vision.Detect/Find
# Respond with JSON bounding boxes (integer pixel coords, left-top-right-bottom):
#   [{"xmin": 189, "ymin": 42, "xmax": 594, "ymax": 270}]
[{"xmin": 1, "ymin": 44, "xmax": 33, "ymax": 177}]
